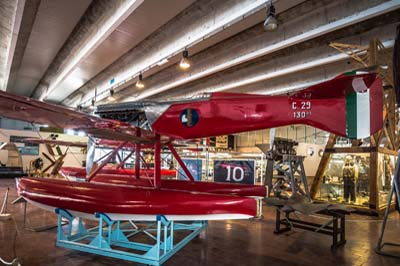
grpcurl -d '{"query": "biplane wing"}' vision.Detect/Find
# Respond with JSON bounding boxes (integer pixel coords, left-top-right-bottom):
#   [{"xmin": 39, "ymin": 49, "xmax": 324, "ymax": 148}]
[
  {"xmin": 19, "ymin": 138, "xmax": 87, "ymax": 148},
  {"xmin": 145, "ymin": 72, "xmax": 383, "ymax": 140},
  {"xmin": 1, "ymin": 88, "xmax": 265, "ymax": 221},
  {"xmin": 0, "ymin": 90, "xmax": 154, "ymax": 143}
]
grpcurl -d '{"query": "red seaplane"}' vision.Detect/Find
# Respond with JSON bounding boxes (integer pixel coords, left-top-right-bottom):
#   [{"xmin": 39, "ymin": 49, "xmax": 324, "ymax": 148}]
[{"xmin": 0, "ymin": 71, "xmax": 383, "ymax": 221}]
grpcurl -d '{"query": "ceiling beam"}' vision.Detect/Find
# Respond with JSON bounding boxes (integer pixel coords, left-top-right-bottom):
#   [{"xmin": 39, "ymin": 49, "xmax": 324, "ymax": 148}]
[
  {"xmin": 124, "ymin": 0, "xmax": 400, "ymax": 102},
  {"xmin": 64, "ymin": 0, "xmax": 292, "ymax": 107},
  {"xmin": 31, "ymin": 0, "xmax": 144, "ymax": 100},
  {"xmin": 75, "ymin": 0, "xmax": 400, "ymax": 107},
  {"xmin": 5, "ymin": 0, "xmax": 41, "ymax": 93},
  {"xmin": 0, "ymin": 0, "xmax": 25, "ymax": 91}
]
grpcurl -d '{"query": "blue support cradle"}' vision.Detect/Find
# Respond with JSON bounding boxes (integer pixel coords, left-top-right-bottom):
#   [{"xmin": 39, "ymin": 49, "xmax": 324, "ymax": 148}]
[{"xmin": 54, "ymin": 208, "xmax": 207, "ymax": 266}]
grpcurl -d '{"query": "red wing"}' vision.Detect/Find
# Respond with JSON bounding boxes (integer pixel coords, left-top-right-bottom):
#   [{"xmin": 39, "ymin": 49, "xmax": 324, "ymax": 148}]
[{"xmin": 0, "ymin": 90, "xmax": 154, "ymax": 143}]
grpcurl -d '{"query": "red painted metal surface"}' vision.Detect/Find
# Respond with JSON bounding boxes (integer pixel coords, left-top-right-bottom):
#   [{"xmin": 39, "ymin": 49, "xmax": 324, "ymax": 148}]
[
  {"xmin": 60, "ymin": 167, "xmax": 266, "ymax": 197},
  {"xmin": 62, "ymin": 171, "xmax": 265, "ymax": 198},
  {"xmin": 60, "ymin": 166, "xmax": 177, "ymax": 179},
  {"xmin": 17, "ymin": 178, "xmax": 257, "ymax": 217},
  {"xmin": 160, "ymin": 179, "xmax": 266, "ymax": 197},
  {"xmin": 92, "ymin": 174, "xmax": 154, "ymax": 186},
  {"xmin": 151, "ymin": 73, "xmax": 383, "ymax": 139}
]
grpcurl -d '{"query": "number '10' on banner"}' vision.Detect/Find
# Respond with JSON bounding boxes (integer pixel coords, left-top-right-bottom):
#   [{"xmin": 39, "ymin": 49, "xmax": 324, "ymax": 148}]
[{"xmin": 213, "ymin": 160, "xmax": 255, "ymax": 184}]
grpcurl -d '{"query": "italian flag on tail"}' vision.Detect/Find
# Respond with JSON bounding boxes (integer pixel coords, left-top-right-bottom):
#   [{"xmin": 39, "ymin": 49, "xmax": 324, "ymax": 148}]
[{"xmin": 346, "ymin": 90, "xmax": 370, "ymax": 139}]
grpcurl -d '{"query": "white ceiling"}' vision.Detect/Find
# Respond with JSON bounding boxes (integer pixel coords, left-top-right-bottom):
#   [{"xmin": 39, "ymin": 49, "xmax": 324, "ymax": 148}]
[
  {"xmin": 45, "ymin": 0, "xmax": 195, "ymax": 101},
  {"xmin": 11, "ymin": 0, "xmax": 92, "ymax": 96},
  {"xmin": 1, "ymin": 0, "xmax": 398, "ymax": 107}
]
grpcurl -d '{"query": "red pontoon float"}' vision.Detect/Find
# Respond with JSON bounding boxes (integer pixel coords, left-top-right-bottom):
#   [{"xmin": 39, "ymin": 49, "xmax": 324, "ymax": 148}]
[{"xmin": 17, "ymin": 178, "xmax": 259, "ymax": 221}]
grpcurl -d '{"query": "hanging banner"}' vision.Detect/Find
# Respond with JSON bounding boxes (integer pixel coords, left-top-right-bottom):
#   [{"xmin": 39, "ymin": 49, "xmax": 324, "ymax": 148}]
[
  {"xmin": 178, "ymin": 158, "xmax": 202, "ymax": 181},
  {"xmin": 213, "ymin": 160, "xmax": 255, "ymax": 184}
]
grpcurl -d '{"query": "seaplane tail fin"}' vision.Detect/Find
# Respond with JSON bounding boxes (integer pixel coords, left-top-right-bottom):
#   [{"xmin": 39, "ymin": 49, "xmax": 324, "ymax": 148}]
[
  {"xmin": 340, "ymin": 72, "xmax": 383, "ymax": 139},
  {"xmin": 296, "ymin": 72, "xmax": 383, "ymax": 139}
]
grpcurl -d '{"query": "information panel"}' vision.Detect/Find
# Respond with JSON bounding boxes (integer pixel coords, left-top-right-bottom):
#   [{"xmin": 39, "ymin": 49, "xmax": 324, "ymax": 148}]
[
  {"xmin": 10, "ymin": 136, "xmax": 39, "ymax": 156},
  {"xmin": 178, "ymin": 158, "xmax": 202, "ymax": 181},
  {"xmin": 213, "ymin": 160, "xmax": 255, "ymax": 184}
]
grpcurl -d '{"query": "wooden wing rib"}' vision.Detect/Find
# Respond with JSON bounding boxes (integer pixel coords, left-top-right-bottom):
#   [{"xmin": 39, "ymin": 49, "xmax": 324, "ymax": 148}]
[{"xmin": 18, "ymin": 138, "xmax": 88, "ymax": 148}]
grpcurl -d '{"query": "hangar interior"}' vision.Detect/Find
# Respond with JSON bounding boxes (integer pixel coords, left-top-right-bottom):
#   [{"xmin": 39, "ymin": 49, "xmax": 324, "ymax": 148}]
[{"xmin": 0, "ymin": 0, "xmax": 399, "ymax": 265}]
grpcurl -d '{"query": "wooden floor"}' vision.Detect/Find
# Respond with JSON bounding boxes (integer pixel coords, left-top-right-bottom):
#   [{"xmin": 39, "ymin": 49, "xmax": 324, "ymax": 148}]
[{"xmin": 0, "ymin": 178, "xmax": 399, "ymax": 266}]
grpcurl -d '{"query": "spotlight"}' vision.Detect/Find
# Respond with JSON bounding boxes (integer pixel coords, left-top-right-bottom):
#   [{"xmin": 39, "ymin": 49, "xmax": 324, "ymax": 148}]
[
  {"xmin": 157, "ymin": 58, "xmax": 169, "ymax": 66},
  {"xmin": 91, "ymin": 99, "xmax": 95, "ymax": 106},
  {"xmin": 108, "ymin": 89, "xmax": 116, "ymax": 102},
  {"xmin": 136, "ymin": 73, "xmax": 145, "ymax": 89},
  {"xmin": 263, "ymin": 1, "xmax": 278, "ymax": 31},
  {"xmin": 179, "ymin": 49, "xmax": 191, "ymax": 70}
]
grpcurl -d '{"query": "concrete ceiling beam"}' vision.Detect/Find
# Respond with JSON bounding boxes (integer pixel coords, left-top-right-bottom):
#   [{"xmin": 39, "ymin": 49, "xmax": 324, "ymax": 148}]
[
  {"xmin": 146, "ymin": 20, "xmax": 397, "ymax": 100},
  {"xmin": 118, "ymin": 0, "xmax": 399, "ymax": 103},
  {"xmin": 5, "ymin": 0, "xmax": 41, "ymax": 93},
  {"xmin": 0, "ymin": 0, "xmax": 25, "ymax": 91},
  {"xmin": 63, "ymin": 0, "xmax": 294, "ymax": 107},
  {"xmin": 31, "ymin": 0, "xmax": 144, "ymax": 100}
]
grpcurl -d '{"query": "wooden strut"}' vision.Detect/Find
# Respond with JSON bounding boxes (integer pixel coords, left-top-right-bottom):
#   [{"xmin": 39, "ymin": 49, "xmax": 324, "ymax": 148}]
[
  {"xmin": 310, "ymin": 134, "xmax": 337, "ymax": 199},
  {"xmin": 41, "ymin": 147, "xmax": 69, "ymax": 176}
]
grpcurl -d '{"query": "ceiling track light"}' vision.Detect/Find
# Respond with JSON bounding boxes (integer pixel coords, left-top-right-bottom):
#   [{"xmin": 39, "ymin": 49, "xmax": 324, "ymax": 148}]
[
  {"xmin": 108, "ymin": 89, "xmax": 116, "ymax": 102},
  {"xmin": 136, "ymin": 73, "xmax": 145, "ymax": 89},
  {"xmin": 263, "ymin": 1, "xmax": 278, "ymax": 31},
  {"xmin": 179, "ymin": 49, "xmax": 191, "ymax": 70}
]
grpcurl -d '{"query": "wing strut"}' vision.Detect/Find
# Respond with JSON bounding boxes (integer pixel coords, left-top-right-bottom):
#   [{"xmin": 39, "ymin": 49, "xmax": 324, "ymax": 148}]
[
  {"xmin": 87, "ymin": 141, "xmax": 128, "ymax": 182},
  {"xmin": 135, "ymin": 129, "xmax": 141, "ymax": 179},
  {"xmin": 116, "ymin": 146, "xmax": 136, "ymax": 170},
  {"xmin": 167, "ymin": 144, "xmax": 195, "ymax": 182},
  {"xmin": 154, "ymin": 135, "xmax": 161, "ymax": 188}
]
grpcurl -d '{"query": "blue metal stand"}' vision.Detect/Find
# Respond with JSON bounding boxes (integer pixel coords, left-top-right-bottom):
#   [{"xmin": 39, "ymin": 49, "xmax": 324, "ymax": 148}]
[{"xmin": 54, "ymin": 208, "xmax": 207, "ymax": 265}]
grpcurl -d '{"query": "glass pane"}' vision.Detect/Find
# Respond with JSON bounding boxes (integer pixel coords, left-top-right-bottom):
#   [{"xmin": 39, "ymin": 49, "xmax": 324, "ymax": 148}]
[
  {"xmin": 318, "ymin": 153, "xmax": 370, "ymax": 206},
  {"xmin": 378, "ymin": 153, "xmax": 396, "ymax": 207}
]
